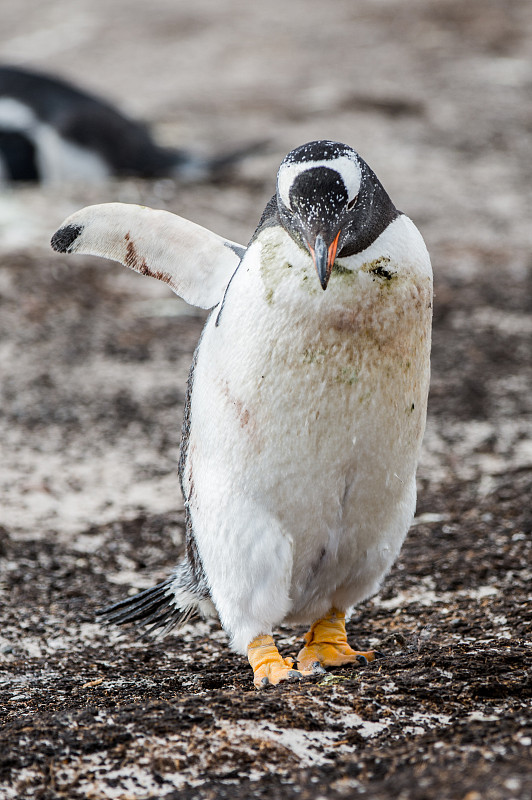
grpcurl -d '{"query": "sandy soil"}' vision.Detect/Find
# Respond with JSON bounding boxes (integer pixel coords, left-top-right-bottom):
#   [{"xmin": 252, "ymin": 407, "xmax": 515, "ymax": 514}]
[{"xmin": 0, "ymin": 0, "xmax": 531, "ymax": 798}]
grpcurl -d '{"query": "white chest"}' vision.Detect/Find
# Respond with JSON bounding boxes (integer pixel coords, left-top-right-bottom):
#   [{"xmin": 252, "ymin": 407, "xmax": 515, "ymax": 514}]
[
  {"xmin": 184, "ymin": 216, "xmax": 432, "ymax": 619},
  {"xmin": 201, "ymin": 220, "xmax": 430, "ymax": 456}
]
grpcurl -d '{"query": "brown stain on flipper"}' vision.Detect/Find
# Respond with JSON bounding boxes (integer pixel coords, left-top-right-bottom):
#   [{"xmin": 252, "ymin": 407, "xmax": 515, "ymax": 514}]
[{"xmin": 124, "ymin": 232, "xmax": 173, "ymax": 286}]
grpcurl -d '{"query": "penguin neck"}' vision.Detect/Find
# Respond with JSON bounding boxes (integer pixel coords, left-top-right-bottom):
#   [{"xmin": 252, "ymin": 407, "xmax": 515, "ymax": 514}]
[{"xmin": 251, "ymin": 217, "xmax": 432, "ymax": 341}]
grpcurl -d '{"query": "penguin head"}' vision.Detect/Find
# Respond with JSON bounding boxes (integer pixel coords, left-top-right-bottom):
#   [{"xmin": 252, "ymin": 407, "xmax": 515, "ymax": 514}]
[{"xmin": 276, "ymin": 140, "xmax": 399, "ymax": 290}]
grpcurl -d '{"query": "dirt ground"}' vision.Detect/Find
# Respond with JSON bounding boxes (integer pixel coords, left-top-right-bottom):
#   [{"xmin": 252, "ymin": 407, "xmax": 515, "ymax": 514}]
[{"xmin": 0, "ymin": 0, "xmax": 531, "ymax": 798}]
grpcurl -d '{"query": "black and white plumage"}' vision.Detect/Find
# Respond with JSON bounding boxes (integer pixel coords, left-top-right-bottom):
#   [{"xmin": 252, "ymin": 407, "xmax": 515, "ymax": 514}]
[
  {"xmin": 51, "ymin": 140, "xmax": 432, "ymax": 686},
  {"xmin": 0, "ymin": 66, "xmax": 259, "ymax": 184}
]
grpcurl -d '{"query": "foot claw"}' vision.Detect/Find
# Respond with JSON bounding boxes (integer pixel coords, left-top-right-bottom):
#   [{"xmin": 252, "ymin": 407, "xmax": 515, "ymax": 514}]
[{"xmin": 249, "ymin": 635, "xmax": 309, "ymax": 688}]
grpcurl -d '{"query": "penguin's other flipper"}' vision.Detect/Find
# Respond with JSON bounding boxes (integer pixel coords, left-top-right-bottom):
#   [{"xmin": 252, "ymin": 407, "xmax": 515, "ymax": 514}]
[
  {"xmin": 51, "ymin": 202, "xmax": 246, "ymax": 309},
  {"xmin": 296, "ymin": 608, "xmax": 377, "ymax": 673}
]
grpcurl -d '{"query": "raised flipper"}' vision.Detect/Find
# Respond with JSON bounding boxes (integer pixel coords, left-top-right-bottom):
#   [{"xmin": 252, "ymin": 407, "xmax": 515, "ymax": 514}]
[
  {"xmin": 297, "ymin": 608, "xmax": 376, "ymax": 673},
  {"xmin": 51, "ymin": 202, "xmax": 246, "ymax": 309}
]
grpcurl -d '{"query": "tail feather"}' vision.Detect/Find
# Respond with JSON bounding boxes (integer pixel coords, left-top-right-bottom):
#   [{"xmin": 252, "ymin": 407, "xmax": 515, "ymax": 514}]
[
  {"xmin": 202, "ymin": 138, "xmax": 270, "ymax": 174},
  {"xmin": 171, "ymin": 138, "xmax": 270, "ymax": 182},
  {"xmin": 99, "ymin": 580, "xmax": 172, "ymax": 622},
  {"xmin": 97, "ymin": 577, "xmax": 199, "ymax": 638}
]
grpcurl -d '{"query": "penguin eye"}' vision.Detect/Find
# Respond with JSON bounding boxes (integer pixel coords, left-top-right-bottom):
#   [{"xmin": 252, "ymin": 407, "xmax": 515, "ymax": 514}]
[{"xmin": 347, "ymin": 195, "xmax": 358, "ymax": 210}]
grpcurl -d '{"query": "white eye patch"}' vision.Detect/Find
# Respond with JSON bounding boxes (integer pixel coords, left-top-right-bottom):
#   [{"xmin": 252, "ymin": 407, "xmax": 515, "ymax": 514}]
[{"xmin": 277, "ymin": 154, "xmax": 362, "ymax": 210}]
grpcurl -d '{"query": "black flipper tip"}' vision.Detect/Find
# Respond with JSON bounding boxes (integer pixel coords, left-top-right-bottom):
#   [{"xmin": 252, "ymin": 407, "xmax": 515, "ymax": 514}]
[{"xmin": 51, "ymin": 223, "xmax": 83, "ymax": 253}]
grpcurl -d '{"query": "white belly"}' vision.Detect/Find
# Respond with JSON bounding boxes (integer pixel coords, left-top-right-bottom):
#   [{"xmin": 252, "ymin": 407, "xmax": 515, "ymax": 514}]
[{"xmin": 182, "ymin": 217, "xmax": 432, "ymax": 649}]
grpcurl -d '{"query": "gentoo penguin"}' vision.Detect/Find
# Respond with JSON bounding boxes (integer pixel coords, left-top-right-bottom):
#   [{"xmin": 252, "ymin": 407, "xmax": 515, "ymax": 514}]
[
  {"xmin": 0, "ymin": 65, "xmax": 260, "ymax": 184},
  {"xmin": 51, "ymin": 140, "xmax": 433, "ymax": 688}
]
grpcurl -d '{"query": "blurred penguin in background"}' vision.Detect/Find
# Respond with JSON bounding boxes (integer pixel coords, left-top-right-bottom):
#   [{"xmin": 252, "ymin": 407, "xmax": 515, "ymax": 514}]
[{"xmin": 0, "ymin": 65, "xmax": 260, "ymax": 185}]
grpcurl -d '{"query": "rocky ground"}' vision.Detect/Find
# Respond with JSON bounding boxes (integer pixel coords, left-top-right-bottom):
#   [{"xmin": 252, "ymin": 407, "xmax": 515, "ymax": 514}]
[{"xmin": 0, "ymin": 0, "xmax": 531, "ymax": 798}]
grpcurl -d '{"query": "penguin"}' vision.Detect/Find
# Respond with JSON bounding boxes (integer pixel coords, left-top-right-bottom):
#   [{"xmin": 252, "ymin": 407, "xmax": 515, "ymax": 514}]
[
  {"xmin": 51, "ymin": 140, "xmax": 433, "ymax": 688},
  {"xmin": 0, "ymin": 65, "xmax": 261, "ymax": 184}
]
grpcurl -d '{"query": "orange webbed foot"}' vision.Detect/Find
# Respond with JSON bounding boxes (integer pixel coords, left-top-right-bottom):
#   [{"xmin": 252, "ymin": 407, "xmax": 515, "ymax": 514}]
[
  {"xmin": 248, "ymin": 634, "xmax": 319, "ymax": 689},
  {"xmin": 297, "ymin": 608, "xmax": 376, "ymax": 673}
]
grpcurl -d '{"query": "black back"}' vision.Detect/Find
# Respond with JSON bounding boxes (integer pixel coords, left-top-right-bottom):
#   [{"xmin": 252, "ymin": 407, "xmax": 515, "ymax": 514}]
[{"xmin": 0, "ymin": 65, "xmax": 182, "ymax": 177}]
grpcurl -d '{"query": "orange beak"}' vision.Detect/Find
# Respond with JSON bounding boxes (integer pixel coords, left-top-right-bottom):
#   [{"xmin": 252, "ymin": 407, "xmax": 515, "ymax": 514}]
[{"xmin": 308, "ymin": 230, "xmax": 341, "ymax": 290}]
